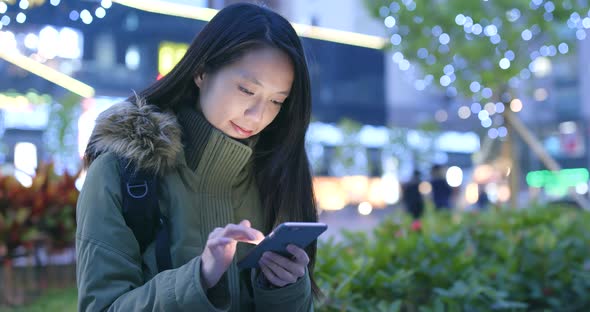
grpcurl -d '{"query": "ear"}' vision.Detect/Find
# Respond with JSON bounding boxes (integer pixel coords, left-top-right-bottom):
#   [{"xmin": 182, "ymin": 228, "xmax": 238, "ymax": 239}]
[{"xmin": 194, "ymin": 73, "xmax": 206, "ymax": 88}]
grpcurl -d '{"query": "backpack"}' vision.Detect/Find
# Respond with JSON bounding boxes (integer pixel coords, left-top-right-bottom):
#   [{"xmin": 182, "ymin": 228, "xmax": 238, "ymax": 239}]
[{"xmin": 118, "ymin": 158, "xmax": 172, "ymax": 273}]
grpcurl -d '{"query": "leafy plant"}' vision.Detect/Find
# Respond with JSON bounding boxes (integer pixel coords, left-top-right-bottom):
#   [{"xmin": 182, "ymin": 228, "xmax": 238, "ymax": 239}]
[
  {"xmin": 316, "ymin": 205, "xmax": 590, "ymax": 311},
  {"xmin": 0, "ymin": 163, "xmax": 80, "ymax": 262}
]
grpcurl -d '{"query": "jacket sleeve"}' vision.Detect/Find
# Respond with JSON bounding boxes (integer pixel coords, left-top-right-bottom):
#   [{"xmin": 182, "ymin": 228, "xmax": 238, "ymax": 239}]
[
  {"xmin": 250, "ymin": 267, "xmax": 313, "ymax": 312},
  {"xmin": 76, "ymin": 153, "xmax": 229, "ymax": 312}
]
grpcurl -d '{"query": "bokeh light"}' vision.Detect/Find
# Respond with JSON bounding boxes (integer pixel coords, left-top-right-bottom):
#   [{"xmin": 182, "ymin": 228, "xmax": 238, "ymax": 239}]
[
  {"xmin": 419, "ymin": 181, "xmax": 432, "ymax": 195},
  {"xmin": 458, "ymin": 106, "xmax": 471, "ymax": 119},
  {"xmin": 358, "ymin": 202, "xmax": 373, "ymax": 216},
  {"xmin": 510, "ymin": 99, "xmax": 523, "ymax": 112},
  {"xmin": 446, "ymin": 166, "xmax": 463, "ymax": 187}
]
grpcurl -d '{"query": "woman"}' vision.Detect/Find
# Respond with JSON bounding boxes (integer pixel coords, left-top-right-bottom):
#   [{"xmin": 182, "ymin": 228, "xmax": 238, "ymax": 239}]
[{"xmin": 76, "ymin": 3, "xmax": 320, "ymax": 311}]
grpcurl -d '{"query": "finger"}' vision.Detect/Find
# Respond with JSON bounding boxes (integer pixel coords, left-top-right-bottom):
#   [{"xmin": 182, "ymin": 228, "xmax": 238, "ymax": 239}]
[
  {"xmin": 239, "ymin": 219, "xmax": 251, "ymax": 228},
  {"xmin": 208, "ymin": 227, "xmax": 224, "ymax": 239},
  {"xmin": 250, "ymin": 229, "xmax": 265, "ymax": 244},
  {"xmin": 208, "ymin": 237, "xmax": 232, "ymax": 248},
  {"xmin": 224, "ymin": 224, "xmax": 265, "ymax": 243},
  {"xmin": 260, "ymin": 254, "xmax": 298, "ymax": 284},
  {"xmin": 223, "ymin": 225, "xmax": 258, "ymax": 241},
  {"xmin": 259, "ymin": 263, "xmax": 287, "ymax": 288},
  {"xmin": 286, "ymin": 245, "xmax": 310, "ymax": 265},
  {"xmin": 264, "ymin": 252, "xmax": 304, "ymax": 278},
  {"xmin": 221, "ymin": 231, "xmax": 256, "ymax": 243},
  {"xmin": 236, "ymin": 222, "xmax": 266, "ymax": 243}
]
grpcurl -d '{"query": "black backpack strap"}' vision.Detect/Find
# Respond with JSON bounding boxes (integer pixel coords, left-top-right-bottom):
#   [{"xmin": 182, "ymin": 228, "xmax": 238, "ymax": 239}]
[
  {"xmin": 155, "ymin": 216, "xmax": 172, "ymax": 271},
  {"xmin": 118, "ymin": 158, "xmax": 172, "ymax": 272}
]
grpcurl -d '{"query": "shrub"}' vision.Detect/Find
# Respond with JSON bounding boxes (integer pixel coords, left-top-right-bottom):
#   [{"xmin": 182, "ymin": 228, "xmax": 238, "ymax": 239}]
[{"xmin": 315, "ymin": 206, "xmax": 590, "ymax": 311}]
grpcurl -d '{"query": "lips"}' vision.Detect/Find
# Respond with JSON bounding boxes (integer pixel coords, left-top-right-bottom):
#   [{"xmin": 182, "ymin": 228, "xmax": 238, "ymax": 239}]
[{"xmin": 230, "ymin": 121, "xmax": 254, "ymax": 137}]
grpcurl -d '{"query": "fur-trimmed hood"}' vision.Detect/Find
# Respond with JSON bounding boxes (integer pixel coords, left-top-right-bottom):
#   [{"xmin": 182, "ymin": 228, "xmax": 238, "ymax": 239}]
[{"xmin": 84, "ymin": 97, "xmax": 183, "ymax": 176}]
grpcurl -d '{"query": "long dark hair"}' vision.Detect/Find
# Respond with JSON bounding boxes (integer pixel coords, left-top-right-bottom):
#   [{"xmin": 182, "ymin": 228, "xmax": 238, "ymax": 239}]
[{"xmin": 129, "ymin": 3, "xmax": 322, "ymax": 298}]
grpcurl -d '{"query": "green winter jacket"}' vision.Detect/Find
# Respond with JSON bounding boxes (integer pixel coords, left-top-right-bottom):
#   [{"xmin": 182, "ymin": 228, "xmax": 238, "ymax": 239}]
[{"xmin": 76, "ymin": 99, "xmax": 313, "ymax": 311}]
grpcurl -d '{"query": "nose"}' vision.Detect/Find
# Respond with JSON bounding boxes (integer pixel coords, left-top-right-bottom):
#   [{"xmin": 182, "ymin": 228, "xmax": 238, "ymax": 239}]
[{"xmin": 244, "ymin": 99, "xmax": 265, "ymax": 123}]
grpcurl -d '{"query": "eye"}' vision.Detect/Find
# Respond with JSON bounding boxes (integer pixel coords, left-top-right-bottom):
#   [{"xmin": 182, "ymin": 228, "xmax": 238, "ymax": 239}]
[
  {"xmin": 238, "ymin": 86, "xmax": 254, "ymax": 95},
  {"xmin": 271, "ymin": 100, "xmax": 284, "ymax": 106}
]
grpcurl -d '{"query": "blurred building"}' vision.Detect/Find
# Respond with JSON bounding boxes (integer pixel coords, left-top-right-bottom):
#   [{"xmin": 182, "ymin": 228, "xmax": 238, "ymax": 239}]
[
  {"xmin": 517, "ymin": 30, "xmax": 590, "ymax": 174},
  {"xmin": 0, "ymin": 0, "xmax": 387, "ymax": 176},
  {"xmin": 3, "ymin": 1, "xmax": 585, "ymax": 202},
  {"xmin": 270, "ymin": 0, "xmax": 480, "ymax": 172},
  {"xmin": 0, "ymin": 0, "xmax": 387, "ymax": 118},
  {"xmin": 273, "ymin": 1, "xmax": 590, "ymax": 201},
  {"xmin": 581, "ymin": 34, "xmax": 590, "ymax": 173},
  {"xmin": 0, "ymin": 0, "xmax": 480, "ymax": 195}
]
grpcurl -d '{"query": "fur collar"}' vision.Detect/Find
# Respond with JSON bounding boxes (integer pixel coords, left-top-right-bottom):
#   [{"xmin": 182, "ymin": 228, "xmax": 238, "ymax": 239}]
[{"xmin": 83, "ymin": 97, "xmax": 183, "ymax": 176}]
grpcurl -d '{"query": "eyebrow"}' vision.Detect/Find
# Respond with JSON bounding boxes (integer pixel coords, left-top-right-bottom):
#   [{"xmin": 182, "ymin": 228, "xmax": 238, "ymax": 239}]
[{"xmin": 240, "ymin": 73, "xmax": 290, "ymax": 96}]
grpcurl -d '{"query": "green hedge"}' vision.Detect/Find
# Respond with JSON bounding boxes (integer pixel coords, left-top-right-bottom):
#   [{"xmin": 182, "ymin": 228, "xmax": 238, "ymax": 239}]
[
  {"xmin": 315, "ymin": 206, "xmax": 590, "ymax": 311},
  {"xmin": 0, "ymin": 287, "xmax": 77, "ymax": 312}
]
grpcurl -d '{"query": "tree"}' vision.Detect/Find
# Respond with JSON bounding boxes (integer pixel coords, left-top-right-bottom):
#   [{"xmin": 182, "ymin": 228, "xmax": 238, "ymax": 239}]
[
  {"xmin": 364, "ymin": 0, "xmax": 590, "ymax": 209},
  {"xmin": 365, "ymin": 0, "xmax": 588, "ymax": 98}
]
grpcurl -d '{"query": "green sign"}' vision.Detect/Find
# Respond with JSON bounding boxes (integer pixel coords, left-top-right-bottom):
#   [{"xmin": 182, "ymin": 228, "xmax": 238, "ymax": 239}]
[{"xmin": 526, "ymin": 168, "xmax": 589, "ymax": 196}]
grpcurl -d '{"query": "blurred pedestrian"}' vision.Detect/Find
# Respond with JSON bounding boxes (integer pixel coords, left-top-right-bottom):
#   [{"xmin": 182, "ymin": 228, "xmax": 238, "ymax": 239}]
[
  {"xmin": 76, "ymin": 3, "xmax": 319, "ymax": 311},
  {"xmin": 402, "ymin": 170, "xmax": 424, "ymax": 219},
  {"xmin": 477, "ymin": 184, "xmax": 490, "ymax": 210},
  {"xmin": 430, "ymin": 164, "xmax": 453, "ymax": 210}
]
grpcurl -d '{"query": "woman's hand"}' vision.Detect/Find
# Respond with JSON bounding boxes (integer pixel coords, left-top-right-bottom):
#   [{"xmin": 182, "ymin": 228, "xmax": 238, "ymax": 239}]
[
  {"xmin": 258, "ymin": 244, "xmax": 309, "ymax": 288},
  {"xmin": 200, "ymin": 220, "xmax": 264, "ymax": 289}
]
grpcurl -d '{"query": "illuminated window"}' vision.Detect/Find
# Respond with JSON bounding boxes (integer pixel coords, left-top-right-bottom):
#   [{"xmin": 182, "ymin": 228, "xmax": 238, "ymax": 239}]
[
  {"xmin": 14, "ymin": 142, "xmax": 37, "ymax": 187},
  {"xmin": 158, "ymin": 42, "xmax": 188, "ymax": 76},
  {"xmin": 125, "ymin": 45, "xmax": 141, "ymax": 70}
]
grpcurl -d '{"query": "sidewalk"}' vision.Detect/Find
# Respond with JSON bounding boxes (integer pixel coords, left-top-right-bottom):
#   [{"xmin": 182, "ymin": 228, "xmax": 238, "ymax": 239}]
[{"xmin": 318, "ymin": 204, "xmax": 399, "ymax": 242}]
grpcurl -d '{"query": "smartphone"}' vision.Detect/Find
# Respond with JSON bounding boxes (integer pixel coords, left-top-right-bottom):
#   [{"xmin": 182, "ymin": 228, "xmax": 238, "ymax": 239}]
[{"xmin": 237, "ymin": 222, "xmax": 328, "ymax": 269}]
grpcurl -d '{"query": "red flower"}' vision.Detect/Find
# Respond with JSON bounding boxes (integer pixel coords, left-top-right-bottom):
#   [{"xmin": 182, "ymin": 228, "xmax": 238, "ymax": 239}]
[
  {"xmin": 411, "ymin": 220, "xmax": 422, "ymax": 232},
  {"xmin": 543, "ymin": 287, "xmax": 554, "ymax": 296}
]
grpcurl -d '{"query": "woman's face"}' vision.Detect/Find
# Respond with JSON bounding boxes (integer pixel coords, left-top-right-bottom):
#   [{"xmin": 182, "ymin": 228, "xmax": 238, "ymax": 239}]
[{"xmin": 194, "ymin": 46, "xmax": 294, "ymax": 139}]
